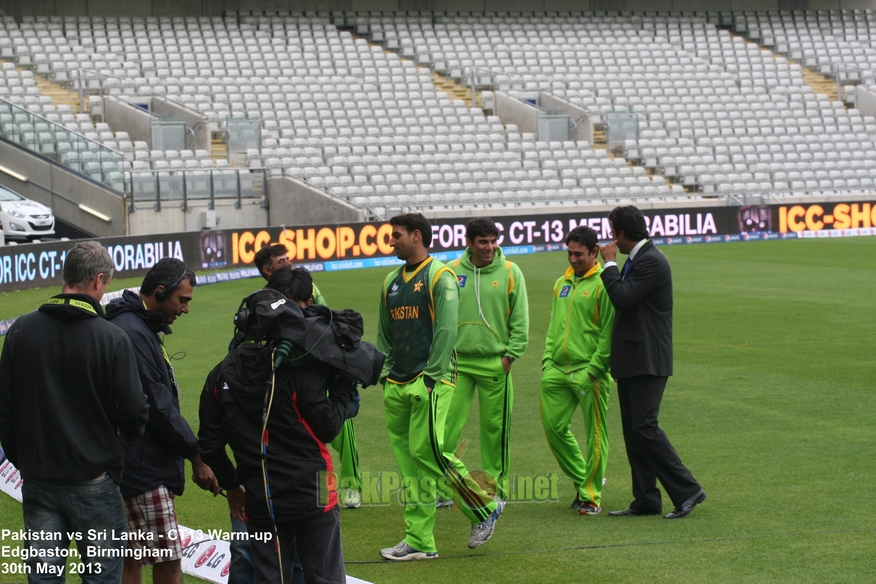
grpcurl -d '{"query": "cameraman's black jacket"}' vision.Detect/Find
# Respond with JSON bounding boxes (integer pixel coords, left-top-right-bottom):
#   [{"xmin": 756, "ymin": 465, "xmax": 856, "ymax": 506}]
[{"xmin": 198, "ymin": 343, "xmax": 354, "ymax": 523}]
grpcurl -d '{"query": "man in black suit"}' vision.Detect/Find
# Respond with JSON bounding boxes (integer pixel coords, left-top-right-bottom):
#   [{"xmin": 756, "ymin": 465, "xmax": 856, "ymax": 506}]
[{"xmin": 598, "ymin": 206, "xmax": 706, "ymax": 520}]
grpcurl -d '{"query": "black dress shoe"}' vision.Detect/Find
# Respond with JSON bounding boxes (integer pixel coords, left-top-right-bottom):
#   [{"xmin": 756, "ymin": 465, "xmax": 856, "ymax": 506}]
[
  {"xmin": 663, "ymin": 490, "xmax": 707, "ymax": 519},
  {"xmin": 608, "ymin": 508, "xmax": 661, "ymax": 517}
]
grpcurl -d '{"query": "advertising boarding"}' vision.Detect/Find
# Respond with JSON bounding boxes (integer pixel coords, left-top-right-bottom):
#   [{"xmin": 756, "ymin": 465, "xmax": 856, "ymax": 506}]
[{"xmin": 2, "ymin": 201, "xmax": 875, "ymax": 294}]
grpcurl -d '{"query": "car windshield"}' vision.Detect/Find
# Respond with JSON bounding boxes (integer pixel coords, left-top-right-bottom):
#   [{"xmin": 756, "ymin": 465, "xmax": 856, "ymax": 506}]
[{"xmin": 0, "ymin": 188, "xmax": 25, "ymax": 202}]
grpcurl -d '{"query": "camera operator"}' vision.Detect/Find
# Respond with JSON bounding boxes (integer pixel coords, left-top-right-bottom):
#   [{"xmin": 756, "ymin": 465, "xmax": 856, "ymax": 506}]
[
  {"xmin": 266, "ymin": 268, "xmax": 361, "ymax": 421},
  {"xmin": 197, "ymin": 287, "xmax": 357, "ymax": 584}
]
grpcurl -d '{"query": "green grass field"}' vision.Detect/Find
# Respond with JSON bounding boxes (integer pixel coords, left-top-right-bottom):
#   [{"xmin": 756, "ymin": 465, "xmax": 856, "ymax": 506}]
[{"xmin": 2, "ymin": 237, "xmax": 876, "ymax": 583}]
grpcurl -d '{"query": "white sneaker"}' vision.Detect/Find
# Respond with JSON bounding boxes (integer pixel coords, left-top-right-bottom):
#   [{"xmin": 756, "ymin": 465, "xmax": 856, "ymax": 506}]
[
  {"xmin": 340, "ymin": 488, "xmax": 361, "ymax": 509},
  {"xmin": 380, "ymin": 541, "xmax": 438, "ymax": 561},
  {"xmin": 468, "ymin": 500, "xmax": 505, "ymax": 549},
  {"xmin": 436, "ymin": 495, "xmax": 453, "ymax": 508}
]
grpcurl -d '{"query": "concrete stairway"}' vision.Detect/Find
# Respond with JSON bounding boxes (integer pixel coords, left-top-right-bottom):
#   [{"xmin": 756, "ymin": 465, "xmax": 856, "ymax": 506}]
[{"xmin": 34, "ymin": 76, "xmax": 83, "ymax": 115}]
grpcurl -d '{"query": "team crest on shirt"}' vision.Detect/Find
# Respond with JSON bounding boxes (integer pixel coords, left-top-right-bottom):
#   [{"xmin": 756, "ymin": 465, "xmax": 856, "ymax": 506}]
[
  {"xmin": 457, "ymin": 275, "xmax": 467, "ymax": 287},
  {"xmin": 559, "ymin": 285, "xmax": 571, "ymax": 298}
]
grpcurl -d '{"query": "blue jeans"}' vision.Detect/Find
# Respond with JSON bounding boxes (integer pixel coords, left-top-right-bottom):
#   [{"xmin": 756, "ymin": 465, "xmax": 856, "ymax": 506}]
[
  {"xmin": 228, "ymin": 516, "xmax": 254, "ymax": 584},
  {"xmin": 22, "ymin": 475, "xmax": 128, "ymax": 583}
]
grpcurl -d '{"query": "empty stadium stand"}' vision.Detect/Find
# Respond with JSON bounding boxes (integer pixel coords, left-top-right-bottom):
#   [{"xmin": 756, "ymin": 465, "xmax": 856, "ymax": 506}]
[{"xmin": 2, "ymin": 10, "xmax": 876, "ymax": 222}]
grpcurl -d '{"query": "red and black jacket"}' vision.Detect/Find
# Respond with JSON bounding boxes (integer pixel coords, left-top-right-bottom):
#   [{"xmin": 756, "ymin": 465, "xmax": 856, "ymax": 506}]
[{"xmin": 198, "ymin": 343, "xmax": 353, "ymax": 523}]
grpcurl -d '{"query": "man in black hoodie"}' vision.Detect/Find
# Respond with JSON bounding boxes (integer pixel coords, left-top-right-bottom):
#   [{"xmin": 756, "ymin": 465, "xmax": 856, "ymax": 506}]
[
  {"xmin": 198, "ymin": 287, "xmax": 356, "ymax": 584},
  {"xmin": 106, "ymin": 257, "xmax": 218, "ymax": 584},
  {"xmin": 0, "ymin": 240, "xmax": 149, "ymax": 582}
]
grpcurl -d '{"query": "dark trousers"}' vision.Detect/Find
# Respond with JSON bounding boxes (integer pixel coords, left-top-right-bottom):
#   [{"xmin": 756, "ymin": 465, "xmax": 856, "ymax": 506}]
[
  {"xmin": 248, "ymin": 507, "xmax": 345, "ymax": 584},
  {"xmin": 616, "ymin": 375, "xmax": 701, "ymax": 512},
  {"xmin": 230, "ymin": 516, "xmax": 304, "ymax": 584}
]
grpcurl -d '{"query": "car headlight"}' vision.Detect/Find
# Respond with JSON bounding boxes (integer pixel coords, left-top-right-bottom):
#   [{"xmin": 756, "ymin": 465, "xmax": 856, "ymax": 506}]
[{"xmin": 6, "ymin": 210, "xmax": 27, "ymax": 219}]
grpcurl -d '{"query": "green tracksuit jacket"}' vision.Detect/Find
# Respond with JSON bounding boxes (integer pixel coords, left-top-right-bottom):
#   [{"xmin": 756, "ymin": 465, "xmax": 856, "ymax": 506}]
[
  {"xmin": 543, "ymin": 264, "xmax": 614, "ymax": 379},
  {"xmin": 447, "ymin": 247, "xmax": 529, "ymax": 498},
  {"xmin": 312, "ymin": 283, "xmax": 326, "ymax": 306},
  {"xmin": 541, "ymin": 263, "xmax": 615, "ymax": 506},
  {"xmin": 450, "ymin": 246, "xmax": 529, "ymax": 360}
]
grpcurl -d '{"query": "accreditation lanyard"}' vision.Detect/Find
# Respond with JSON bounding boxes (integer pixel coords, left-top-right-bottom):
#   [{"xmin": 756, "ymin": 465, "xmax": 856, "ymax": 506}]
[
  {"xmin": 157, "ymin": 332, "xmax": 181, "ymax": 397},
  {"xmin": 145, "ymin": 298, "xmax": 181, "ymax": 397}
]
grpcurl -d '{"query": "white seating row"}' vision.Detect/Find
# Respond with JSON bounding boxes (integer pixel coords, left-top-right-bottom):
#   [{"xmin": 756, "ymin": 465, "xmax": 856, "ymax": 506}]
[{"xmin": 10, "ymin": 12, "xmax": 876, "ymax": 211}]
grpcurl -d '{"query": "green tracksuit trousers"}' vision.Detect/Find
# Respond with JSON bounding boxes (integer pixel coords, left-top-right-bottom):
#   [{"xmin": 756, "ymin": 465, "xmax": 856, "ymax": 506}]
[
  {"xmin": 540, "ymin": 364, "xmax": 611, "ymax": 506},
  {"xmin": 330, "ymin": 418, "xmax": 360, "ymax": 491},
  {"xmin": 444, "ymin": 355, "xmax": 513, "ymax": 499},
  {"xmin": 384, "ymin": 376, "xmax": 498, "ymax": 553}
]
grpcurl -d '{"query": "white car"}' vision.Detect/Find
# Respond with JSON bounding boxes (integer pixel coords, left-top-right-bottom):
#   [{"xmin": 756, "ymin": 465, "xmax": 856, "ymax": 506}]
[{"xmin": 0, "ymin": 186, "xmax": 55, "ymax": 240}]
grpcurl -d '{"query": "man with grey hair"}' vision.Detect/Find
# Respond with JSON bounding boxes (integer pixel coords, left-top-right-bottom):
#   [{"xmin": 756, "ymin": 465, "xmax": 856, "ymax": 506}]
[{"xmin": 0, "ymin": 240, "xmax": 149, "ymax": 582}]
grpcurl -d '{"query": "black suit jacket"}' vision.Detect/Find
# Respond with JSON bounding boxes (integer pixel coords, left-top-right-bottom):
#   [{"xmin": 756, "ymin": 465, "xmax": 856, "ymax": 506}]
[{"xmin": 600, "ymin": 240, "xmax": 673, "ymax": 379}]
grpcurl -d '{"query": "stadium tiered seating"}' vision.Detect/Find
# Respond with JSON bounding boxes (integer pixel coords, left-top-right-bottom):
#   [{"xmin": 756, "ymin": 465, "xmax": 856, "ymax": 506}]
[
  {"xmin": 365, "ymin": 13, "xmax": 876, "ymax": 198},
  {"xmin": 736, "ymin": 11, "xmax": 876, "ymax": 88},
  {"xmin": 0, "ymin": 14, "xmax": 682, "ymax": 212},
  {"xmin": 4, "ymin": 12, "xmax": 876, "ymax": 215}
]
